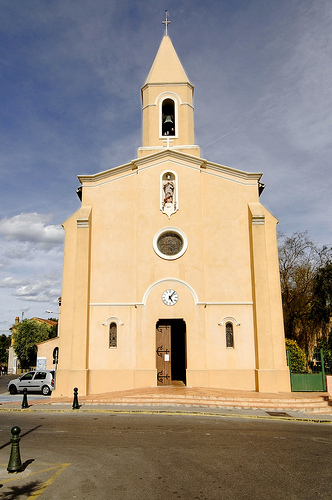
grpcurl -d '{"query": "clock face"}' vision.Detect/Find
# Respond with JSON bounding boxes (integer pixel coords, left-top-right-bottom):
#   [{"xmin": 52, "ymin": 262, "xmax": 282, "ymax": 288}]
[{"xmin": 162, "ymin": 289, "xmax": 179, "ymax": 306}]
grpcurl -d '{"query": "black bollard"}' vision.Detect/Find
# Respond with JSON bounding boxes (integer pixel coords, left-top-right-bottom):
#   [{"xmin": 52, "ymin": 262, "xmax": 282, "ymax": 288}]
[
  {"xmin": 72, "ymin": 387, "xmax": 79, "ymax": 409},
  {"xmin": 21, "ymin": 388, "xmax": 29, "ymax": 409},
  {"xmin": 7, "ymin": 426, "xmax": 22, "ymax": 473}
]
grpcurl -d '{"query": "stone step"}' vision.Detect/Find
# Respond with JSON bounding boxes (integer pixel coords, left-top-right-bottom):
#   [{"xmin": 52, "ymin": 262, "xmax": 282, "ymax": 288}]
[
  {"xmin": 110, "ymin": 395, "xmax": 329, "ymax": 404},
  {"xmin": 83, "ymin": 395, "xmax": 332, "ymax": 413}
]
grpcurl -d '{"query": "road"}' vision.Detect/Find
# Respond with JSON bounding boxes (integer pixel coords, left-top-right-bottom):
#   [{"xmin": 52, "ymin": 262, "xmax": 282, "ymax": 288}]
[
  {"xmin": 0, "ymin": 411, "xmax": 331, "ymax": 499},
  {"xmin": 0, "ymin": 375, "xmax": 16, "ymax": 395}
]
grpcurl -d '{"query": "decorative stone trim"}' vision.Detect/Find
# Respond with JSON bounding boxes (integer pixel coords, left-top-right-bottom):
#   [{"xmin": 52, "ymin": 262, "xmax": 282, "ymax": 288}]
[
  {"xmin": 142, "ymin": 278, "xmax": 198, "ymax": 305},
  {"xmin": 219, "ymin": 316, "xmax": 241, "ymax": 326},
  {"xmin": 252, "ymin": 214, "xmax": 265, "ymax": 225},
  {"xmin": 77, "ymin": 218, "xmax": 89, "ymax": 228},
  {"xmin": 102, "ymin": 316, "xmax": 124, "ymax": 327}
]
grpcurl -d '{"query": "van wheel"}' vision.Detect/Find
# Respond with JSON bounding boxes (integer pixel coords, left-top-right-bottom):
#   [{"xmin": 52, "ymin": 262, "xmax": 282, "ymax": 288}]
[
  {"xmin": 42, "ymin": 385, "xmax": 51, "ymax": 396},
  {"xmin": 9, "ymin": 385, "xmax": 17, "ymax": 395}
]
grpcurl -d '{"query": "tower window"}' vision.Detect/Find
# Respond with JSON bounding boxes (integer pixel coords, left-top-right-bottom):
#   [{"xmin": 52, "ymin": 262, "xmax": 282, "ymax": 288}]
[
  {"xmin": 225, "ymin": 322, "xmax": 234, "ymax": 348},
  {"xmin": 109, "ymin": 322, "xmax": 117, "ymax": 348},
  {"xmin": 162, "ymin": 99, "xmax": 175, "ymax": 136}
]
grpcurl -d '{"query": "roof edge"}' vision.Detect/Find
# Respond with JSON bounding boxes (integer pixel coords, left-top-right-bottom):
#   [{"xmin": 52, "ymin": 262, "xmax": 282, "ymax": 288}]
[{"xmin": 78, "ymin": 150, "xmax": 263, "ymax": 185}]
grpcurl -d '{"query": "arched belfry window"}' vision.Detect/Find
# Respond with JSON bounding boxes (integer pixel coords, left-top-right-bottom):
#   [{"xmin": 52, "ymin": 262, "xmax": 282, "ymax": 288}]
[
  {"xmin": 109, "ymin": 322, "xmax": 117, "ymax": 348},
  {"xmin": 162, "ymin": 99, "xmax": 175, "ymax": 136},
  {"xmin": 225, "ymin": 322, "xmax": 234, "ymax": 348}
]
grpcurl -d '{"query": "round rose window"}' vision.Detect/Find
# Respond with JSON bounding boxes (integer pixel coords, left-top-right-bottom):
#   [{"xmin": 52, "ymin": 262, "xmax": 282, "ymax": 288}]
[{"xmin": 153, "ymin": 227, "xmax": 188, "ymax": 260}]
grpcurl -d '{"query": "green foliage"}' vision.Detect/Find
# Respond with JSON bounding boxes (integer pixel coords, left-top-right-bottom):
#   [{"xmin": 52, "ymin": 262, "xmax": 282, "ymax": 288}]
[
  {"xmin": 279, "ymin": 231, "xmax": 332, "ymax": 351},
  {"xmin": 316, "ymin": 334, "xmax": 332, "ymax": 373},
  {"xmin": 285, "ymin": 339, "xmax": 306, "ymax": 372},
  {"xmin": 0, "ymin": 334, "xmax": 11, "ymax": 366},
  {"xmin": 48, "ymin": 322, "xmax": 58, "ymax": 339},
  {"xmin": 311, "ymin": 264, "xmax": 332, "ymax": 329},
  {"xmin": 12, "ymin": 320, "xmax": 50, "ymax": 369}
]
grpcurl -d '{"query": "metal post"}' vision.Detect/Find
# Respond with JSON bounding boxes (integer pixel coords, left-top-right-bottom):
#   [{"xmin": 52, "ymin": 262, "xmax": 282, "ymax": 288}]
[
  {"xmin": 7, "ymin": 426, "xmax": 22, "ymax": 473},
  {"xmin": 320, "ymin": 348, "xmax": 326, "ymax": 391},
  {"xmin": 21, "ymin": 388, "xmax": 29, "ymax": 409},
  {"xmin": 72, "ymin": 387, "xmax": 79, "ymax": 409}
]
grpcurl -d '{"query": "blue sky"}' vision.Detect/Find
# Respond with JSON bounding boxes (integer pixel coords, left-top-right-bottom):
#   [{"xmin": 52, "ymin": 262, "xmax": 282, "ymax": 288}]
[{"xmin": 1, "ymin": 0, "xmax": 332, "ymax": 333}]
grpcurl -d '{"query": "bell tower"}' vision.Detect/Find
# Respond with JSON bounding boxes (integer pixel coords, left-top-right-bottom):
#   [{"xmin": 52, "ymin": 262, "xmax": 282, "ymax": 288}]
[{"xmin": 138, "ymin": 23, "xmax": 200, "ymax": 158}]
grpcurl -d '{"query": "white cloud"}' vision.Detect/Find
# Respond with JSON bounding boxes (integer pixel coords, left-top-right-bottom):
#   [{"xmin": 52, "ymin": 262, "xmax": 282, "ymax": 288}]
[
  {"xmin": 0, "ymin": 276, "xmax": 61, "ymax": 303},
  {"xmin": 14, "ymin": 282, "xmax": 60, "ymax": 303},
  {"xmin": 0, "ymin": 213, "xmax": 64, "ymax": 248},
  {"xmin": 0, "ymin": 277, "xmax": 30, "ymax": 288}
]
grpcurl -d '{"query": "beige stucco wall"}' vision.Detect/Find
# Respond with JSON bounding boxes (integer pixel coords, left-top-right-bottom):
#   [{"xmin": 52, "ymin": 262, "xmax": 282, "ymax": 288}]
[{"xmin": 54, "ymin": 151, "xmax": 290, "ymax": 397}]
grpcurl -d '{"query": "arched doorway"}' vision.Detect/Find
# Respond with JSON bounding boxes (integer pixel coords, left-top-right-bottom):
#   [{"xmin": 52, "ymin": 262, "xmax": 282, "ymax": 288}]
[{"xmin": 156, "ymin": 319, "xmax": 186, "ymax": 386}]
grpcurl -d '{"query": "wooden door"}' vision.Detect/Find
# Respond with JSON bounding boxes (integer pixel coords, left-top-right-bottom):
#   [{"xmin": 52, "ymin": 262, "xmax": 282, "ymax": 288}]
[{"xmin": 156, "ymin": 324, "xmax": 171, "ymax": 385}]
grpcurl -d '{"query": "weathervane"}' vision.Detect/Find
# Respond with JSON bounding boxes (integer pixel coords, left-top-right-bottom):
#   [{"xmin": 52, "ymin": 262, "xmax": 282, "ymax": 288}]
[{"xmin": 162, "ymin": 10, "xmax": 171, "ymax": 36}]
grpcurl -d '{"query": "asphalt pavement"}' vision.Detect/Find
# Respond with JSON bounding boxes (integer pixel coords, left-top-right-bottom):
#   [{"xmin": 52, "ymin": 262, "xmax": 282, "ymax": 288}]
[
  {"xmin": 0, "ymin": 375, "xmax": 332, "ymax": 499},
  {"xmin": 0, "ymin": 410, "xmax": 331, "ymax": 499},
  {"xmin": 0, "ymin": 375, "xmax": 16, "ymax": 395}
]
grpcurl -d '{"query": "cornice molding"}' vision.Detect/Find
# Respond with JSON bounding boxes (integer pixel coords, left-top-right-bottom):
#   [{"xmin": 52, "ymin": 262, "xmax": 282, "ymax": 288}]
[
  {"xmin": 141, "ymin": 82, "xmax": 194, "ymax": 93},
  {"xmin": 78, "ymin": 149, "xmax": 262, "ymax": 187}
]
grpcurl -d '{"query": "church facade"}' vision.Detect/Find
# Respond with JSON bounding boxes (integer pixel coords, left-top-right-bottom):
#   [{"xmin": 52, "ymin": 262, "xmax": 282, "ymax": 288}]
[{"xmin": 54, "ymin": 35, "xmax": 291, "ymax": 397}]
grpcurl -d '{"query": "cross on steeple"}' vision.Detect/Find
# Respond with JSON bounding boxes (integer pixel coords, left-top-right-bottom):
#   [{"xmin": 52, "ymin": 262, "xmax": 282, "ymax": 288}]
[{"xmin": 162, "ymin": 10, "xmax": 171, "ymax": 36}]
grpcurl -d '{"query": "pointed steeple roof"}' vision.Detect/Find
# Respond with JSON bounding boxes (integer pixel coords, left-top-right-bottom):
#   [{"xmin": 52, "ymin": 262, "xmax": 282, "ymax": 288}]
[{"xmin": 145, "ymin": 36, "xmax": 191, "ymax": 85}]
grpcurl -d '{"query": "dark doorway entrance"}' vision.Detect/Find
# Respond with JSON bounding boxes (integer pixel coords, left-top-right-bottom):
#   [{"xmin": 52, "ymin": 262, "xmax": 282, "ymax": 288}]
[{"xmin": 156, "ymin": 319, "xmax": 186, "ymax": 386}]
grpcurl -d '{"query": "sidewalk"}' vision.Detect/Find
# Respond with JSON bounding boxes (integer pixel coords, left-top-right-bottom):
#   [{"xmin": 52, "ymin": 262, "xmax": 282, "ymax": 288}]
[{"xmin": 1, "ymin": 385, "xmax": 332, "ymax": 423}]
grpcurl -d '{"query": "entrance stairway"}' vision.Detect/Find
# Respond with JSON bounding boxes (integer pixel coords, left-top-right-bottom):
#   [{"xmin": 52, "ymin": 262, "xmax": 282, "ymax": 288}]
[{"xmin": 77, "ymin": 386, "xmax": 332, "ymax": 414}]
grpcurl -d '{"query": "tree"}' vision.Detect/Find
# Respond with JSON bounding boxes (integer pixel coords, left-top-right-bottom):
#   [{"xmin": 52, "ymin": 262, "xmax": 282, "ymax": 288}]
[
  {"xmin": 12, "ymin": 320, "xmax": 50, "ymax": 369},
  {"xmin": 285, "ymin": 339, "xmax": 306, "ymax": 372},
  {"xmin": 311, "ymin": 263, "xmax": 332, "ymax": 338},
  {"xmin": 0, "ymin": 334, "xmax": 11, "ymax": 366},
  {"xmin": 48, "ymin": 321, "xmax": 58, "ymax": 339},
  {"xmin": 278, "ymin": 231, "xmax": 332, "ymax": 352}
]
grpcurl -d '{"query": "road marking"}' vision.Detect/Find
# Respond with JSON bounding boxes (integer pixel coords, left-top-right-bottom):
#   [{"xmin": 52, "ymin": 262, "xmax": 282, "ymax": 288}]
[
  {"xmin": 26, "ymin": 463, "xmax": 71, "ymax": 499},
  {"xmin": 0, "ymin": 462, "xmax": 71, "ymax": 497}
]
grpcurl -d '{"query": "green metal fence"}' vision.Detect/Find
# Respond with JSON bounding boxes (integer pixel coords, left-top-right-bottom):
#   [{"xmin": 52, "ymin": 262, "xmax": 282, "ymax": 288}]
[{"xmin": 287, "ymin": 348, "xmax": 327, "ymax": 392}]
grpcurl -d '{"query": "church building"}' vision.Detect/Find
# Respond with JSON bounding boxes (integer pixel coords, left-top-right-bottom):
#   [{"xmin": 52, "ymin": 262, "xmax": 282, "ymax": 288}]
[{"xmin": 54, "ymin": 28, "xmax": 291, "ymax": 397}]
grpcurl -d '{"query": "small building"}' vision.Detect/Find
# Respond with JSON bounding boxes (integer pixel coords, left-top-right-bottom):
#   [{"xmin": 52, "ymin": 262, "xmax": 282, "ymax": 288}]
[{"xmin": 36, "ymin": 337, "xmax": 59, "ymax": 371}]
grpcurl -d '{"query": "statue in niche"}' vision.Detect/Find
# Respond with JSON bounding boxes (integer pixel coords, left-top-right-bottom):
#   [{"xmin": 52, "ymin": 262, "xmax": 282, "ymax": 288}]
[
  {"xmin": 163, "ymin": 175, "xmax": 174, "ymax": 204},
  {"xmin": 161, "ymin": 171, "xmax": 178, "ymax": 218}
]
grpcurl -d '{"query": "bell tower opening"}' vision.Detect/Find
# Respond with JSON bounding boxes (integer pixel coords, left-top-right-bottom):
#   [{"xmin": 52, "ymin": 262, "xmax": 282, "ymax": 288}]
[{"xmin": 162, "ymin": 98, "xmax": 175, "ymax": 136}]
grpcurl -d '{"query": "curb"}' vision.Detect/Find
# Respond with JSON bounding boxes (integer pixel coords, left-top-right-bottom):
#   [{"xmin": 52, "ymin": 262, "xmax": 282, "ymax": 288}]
[{"xmin": 0, "ymin": 405, "xmax": 331, "ymax": 424}]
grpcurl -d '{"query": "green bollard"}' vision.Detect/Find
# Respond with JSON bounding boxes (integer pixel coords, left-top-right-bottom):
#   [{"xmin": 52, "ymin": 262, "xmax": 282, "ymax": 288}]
[
  {"xmin": 22, "ymin": 388, "xmax": 29, "ymax": 409},
  {"xmin": 7, "ymin": 426, "xmax": 22, "ymax": 473},
  {"xmin": 72, "ymin": 387, "xmax": 79, "ymax": 409}
]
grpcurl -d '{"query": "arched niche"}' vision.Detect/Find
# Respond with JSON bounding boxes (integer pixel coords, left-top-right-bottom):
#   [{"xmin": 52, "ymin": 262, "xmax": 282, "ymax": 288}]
[{"xmin": 160, "ymin": 170, "xmax": 179, "ymax": 218}]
